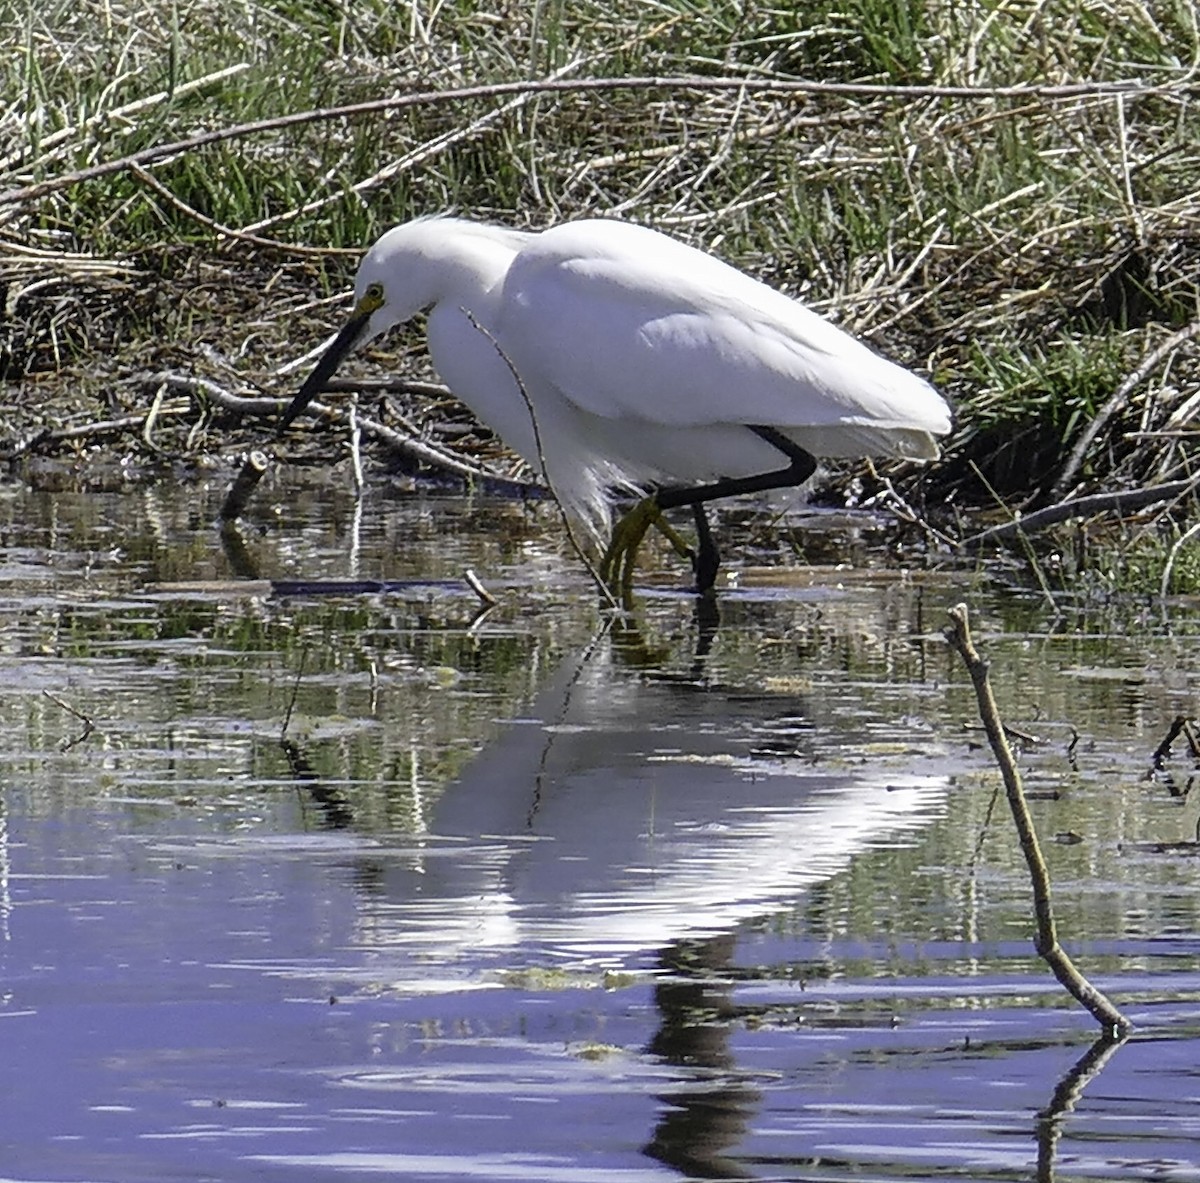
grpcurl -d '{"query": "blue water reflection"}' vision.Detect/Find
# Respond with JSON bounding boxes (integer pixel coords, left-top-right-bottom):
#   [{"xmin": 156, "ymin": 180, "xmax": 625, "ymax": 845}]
[{"xmin": 0, "ymin": 661, "xmax": 946, "ymax": 1182}]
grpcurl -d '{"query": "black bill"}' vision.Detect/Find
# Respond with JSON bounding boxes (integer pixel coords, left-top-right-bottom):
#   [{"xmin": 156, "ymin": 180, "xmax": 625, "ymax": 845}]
[{"xmin": 277, "ymin": 306, "xmax": 373, "ymax": 432}]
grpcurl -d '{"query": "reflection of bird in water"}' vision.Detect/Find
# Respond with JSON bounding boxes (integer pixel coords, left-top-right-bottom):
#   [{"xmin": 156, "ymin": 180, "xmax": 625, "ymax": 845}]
[
  {"xmin": 280, "ymin": 217, "xmax": 953, "ymax": 594},
  {"xmin": 317, "ymin": 637, "xmax": 949, "ymax": 965},
  {"xmin": 644, "ymin": 935, "xmax": 760, "ymax": 1181},
  {"xmin": 280, "ymin": 621, "xmax": 948, "ymax": 1171}
]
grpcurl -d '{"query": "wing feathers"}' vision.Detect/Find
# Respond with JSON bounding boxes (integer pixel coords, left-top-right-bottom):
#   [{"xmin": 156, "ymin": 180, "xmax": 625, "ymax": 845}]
[{"xmin": 499, "ymin": 222, "xmax": 950, "ymax": 441}]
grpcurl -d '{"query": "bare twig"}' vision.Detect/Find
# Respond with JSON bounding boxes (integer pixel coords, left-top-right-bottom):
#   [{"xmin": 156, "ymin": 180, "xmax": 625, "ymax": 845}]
[
  {"xmin": 129, "ymin": 164, "xmax": 355, "ymax": 257},
  {"xmin": 141, "ymin": 378, "xmax": 169, "ymax": 453},
  {"xmin": 1151, "ymin": 714, "xmax": 1200, "ymax": 767},
  {"xmin": 287, "ymin": 393, "xmax": 532, "ymax": 487},
  {"xmin": 2, "ymin": 408, "xmax": 192, "ymax": 460},
  {"xmin": 148, "ymin": 372, "xmax": 276, "ymax": 416},
  {"xmin": 964, "ymin": 463, "xmax": 1060, "ymax": 613},
  {"xmin": 241, "ymin": 57, "xmax": 586, "ymax": 235},
  {"xmin": 1159, "ymin": 517, "xmax": 1200, "ymax": 598},
  {"xmin": 462, "ymin": 568, "xmax": 497, "ymax": 607},
  {"xmin": 153, "ymin": 371, "xmax": 537, "ymax": 489},
  {"xmin": 1183, "ymin": 720, "xmax": 1200, "ymax": 761},
  {"xmin": 862, "ymin": 458, "xmax": 958, "ymax": 549},
  {"xmin": 42, "ymin": 690, "xmax": 97, "ymax": 752},
  {"xmin": 945, "ymin": 603, "xmax": 1131, "ymax": 1036}
]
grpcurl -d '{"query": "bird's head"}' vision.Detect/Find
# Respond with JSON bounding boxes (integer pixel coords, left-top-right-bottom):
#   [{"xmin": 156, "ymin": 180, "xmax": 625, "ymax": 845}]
[
  {"xmin": 276, "ymin": 238, "xmax": 420, "ymax": 433},
  {"xmin": 277, "ymin": 218, "xmax": 520, "ymax": 433}
]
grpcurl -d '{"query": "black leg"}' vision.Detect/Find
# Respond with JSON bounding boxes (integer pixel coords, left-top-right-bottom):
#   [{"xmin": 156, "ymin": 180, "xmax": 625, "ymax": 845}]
[
  {"xmin": 691, "ymin": 504, "xmax": 720, "ymax": 594},
  {"xmin": 601, "ymin": 427, "xmax": 815, "ymax": 601},
  {"xmin": 689, "ymin": 593, "xmax": 721, "ymax": 679},
  {"xmin": 655, "ymin": 426, "xmax": 817, "ymax": 513},
  {"xmin": 653, "ymin": 426, "xmax": 816, "ymax": 591}
]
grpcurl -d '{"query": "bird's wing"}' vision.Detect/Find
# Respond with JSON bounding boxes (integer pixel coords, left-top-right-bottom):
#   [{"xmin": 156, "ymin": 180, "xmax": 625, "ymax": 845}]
[{"xmin": 499, "ymin": 221, "xmax": 950, "ymax": 436}]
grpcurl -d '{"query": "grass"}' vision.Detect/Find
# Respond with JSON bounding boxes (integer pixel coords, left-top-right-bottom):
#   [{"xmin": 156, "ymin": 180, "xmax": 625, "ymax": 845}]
[
  {"xmin": 2, "ymin": 0, "xmax": 1200, "ymax": 553},
  {"xmin": 1041, "ymin": 512, "xmax": 1200, "ymax": 599}
]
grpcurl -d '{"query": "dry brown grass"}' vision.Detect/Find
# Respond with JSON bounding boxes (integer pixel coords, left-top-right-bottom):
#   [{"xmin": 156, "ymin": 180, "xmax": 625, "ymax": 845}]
[{"xmin": 2, "ymin": 0, "xmax": 1199, "ymax": 519}]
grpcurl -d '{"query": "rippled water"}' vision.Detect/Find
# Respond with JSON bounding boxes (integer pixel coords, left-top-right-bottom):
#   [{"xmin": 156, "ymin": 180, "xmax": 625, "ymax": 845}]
[{"xmin": 1, "ymin": 474, "xmax": 1199, "ymax": 1182}]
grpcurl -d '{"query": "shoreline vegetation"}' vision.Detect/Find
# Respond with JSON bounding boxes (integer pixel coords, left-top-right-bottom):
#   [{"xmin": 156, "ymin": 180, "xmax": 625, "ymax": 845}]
[{"xmin": 3, "ymin": 0, "xmax": 1200, "ymax": 587}]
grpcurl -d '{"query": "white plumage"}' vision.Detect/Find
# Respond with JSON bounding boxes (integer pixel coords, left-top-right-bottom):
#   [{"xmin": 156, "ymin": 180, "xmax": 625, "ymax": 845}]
[{"xmin": 281, "ymin": 216, "xmax": 952, "ymax": 587}]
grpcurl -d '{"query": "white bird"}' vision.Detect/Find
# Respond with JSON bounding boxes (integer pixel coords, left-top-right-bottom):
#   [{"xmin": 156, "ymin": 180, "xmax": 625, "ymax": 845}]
[{"xmin": 279, "ymin": 216, "xmax": 952, "ymax": 594}]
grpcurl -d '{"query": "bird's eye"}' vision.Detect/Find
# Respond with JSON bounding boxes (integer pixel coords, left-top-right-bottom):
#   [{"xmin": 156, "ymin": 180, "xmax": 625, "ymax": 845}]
[{"xmin": 365, "ymin": 281, "xmax": 384, "ymax": 302}]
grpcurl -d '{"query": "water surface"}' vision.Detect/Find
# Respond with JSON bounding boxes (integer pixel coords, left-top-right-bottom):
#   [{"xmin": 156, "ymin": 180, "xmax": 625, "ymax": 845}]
[{"xmin": 1, "ymin": 475, "xmax": 1199, "ymax": 1181}]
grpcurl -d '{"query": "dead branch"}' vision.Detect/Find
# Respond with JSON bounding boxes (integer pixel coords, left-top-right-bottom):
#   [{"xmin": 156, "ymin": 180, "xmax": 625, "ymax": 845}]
[
  {"xmin": 324, "ymin": 377, "xmax": 452, "ymax": 400},
  {"xmin": 220, "ymin": 450, "xmax": 270, "ymax": 522},
  {"xmin": 279, "ymin": 394, "xmax": 534, "ymax": 488},
  {"xmin": 0, "ymin": 74, "xmax": 1179, "ymax": 212},
  {"xmin": 240, "ymin": 57, "xmax": 585, "ymax": 236},
  {"xmin": 960, "ymin": 478, "xmax": 1198, "ymax": 550},
  {"xmin": 1159, "ymin": 518, "xmax": 1200, "ymax": 597},
  {"xmin": 1151, "ymin": 714, "xmax": 1200, "ymax": 767},
  {"xmin": 129, "ymin": 165, "xmax": 354, "ymax": 257},
  {"xmin": 1050, "ymin": 319, "xmax": 1200, "ymax": 502},
  {"xmin": 462, "ymin": 568, "xmax": 498, "ymax": 607},
  {"xmin": 42, "ymin": 690, "xmax": 97, "ymax": 751},
  {"xmin": 155, "ymin": 371, "xmax": 538, "ymax": 489},
  {"xmin": 149, "ymin": 373, "xmax": 278, "ymax": 417},
  {"xmin": 945, "ymin": 602, "xmax": 1131, "ymax": 1036},
  {"xmin": 3, "ymin": 408, "xmax": 192, "ymax": 460}
]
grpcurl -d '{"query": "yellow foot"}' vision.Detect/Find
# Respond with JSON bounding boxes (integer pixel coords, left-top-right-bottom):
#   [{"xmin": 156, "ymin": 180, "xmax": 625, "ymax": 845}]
[
  {"xmin": 599, "ymin": 497, "xmax": 699, "ymax": 603},
  {"xmin": 600, "ymin": 497, "xmax": 659, "ymax": 602},
  {"xmin": 651, "ymin": 513, "xmax": 695, "ymax": 563}
]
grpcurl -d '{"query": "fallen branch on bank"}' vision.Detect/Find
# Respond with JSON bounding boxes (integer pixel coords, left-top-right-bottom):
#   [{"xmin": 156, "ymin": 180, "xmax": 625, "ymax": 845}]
[
  {"xmin": 170, "ymin": 371, "xmax": 538, "ymax": 490},
  {"xmin": 4, "ymin": 369, "xmax": 546, "ymax": 505},
  {"xmin": 945, "ymin": 603, "xmax": 1132, "ymax": 1037},
  {"xmin": 2, "ymin": 407, "xmax": 193, "ymax": 461},
  {"xmin": 959, "ymin": 478, "xmax": 1199, "ymax": 551}
]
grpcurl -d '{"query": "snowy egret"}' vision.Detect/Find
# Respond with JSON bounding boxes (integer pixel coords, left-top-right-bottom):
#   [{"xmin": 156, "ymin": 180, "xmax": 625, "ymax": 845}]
[{"xmin": 279, "ymin": 216, "xmax": 952, "ymax": 594}]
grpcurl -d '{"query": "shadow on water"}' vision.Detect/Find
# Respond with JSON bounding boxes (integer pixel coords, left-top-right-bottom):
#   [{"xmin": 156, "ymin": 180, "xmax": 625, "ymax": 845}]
[{"xmin": 1, "ymin": 477, "xmax": 1200, "ymax": 1180}]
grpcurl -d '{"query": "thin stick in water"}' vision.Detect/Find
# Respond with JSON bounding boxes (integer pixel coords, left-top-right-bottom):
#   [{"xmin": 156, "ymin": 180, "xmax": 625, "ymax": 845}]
[
  {"xmin": 220, "ymin": 450, "xmax": 270, "ymax": 522},
  {"xmin": 463, "ymin": 568, "xmax": 498, "ymax": 607},
  {"xmin": 945, "ymin": 602, "xmax": 1132, "ymax": 1037}
]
